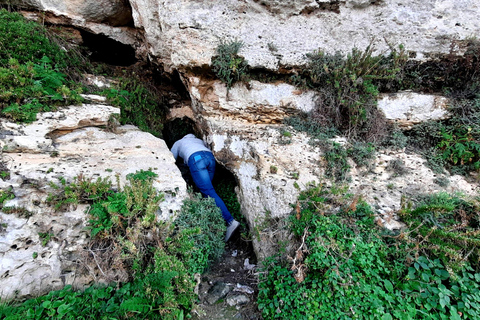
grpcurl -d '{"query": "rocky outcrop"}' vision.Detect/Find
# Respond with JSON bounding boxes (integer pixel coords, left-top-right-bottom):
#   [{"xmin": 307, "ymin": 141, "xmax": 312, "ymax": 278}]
[
  {"xmin": 2, "ymin": 0, "xmax": 479, "ymax": 297},
  {"xmin": 0, "ymin": 100, "xmax": 187, "ymax": 300},
  {"xmin": 176, "ymin": 77, "xmax": 479, "ymax": 259},
  {"xmin": 6, "ymin": 0, "xmax": 133, "ymax": 26},
  {"xmin": 129, "ymin": 0, "xmax": 480, "ymax": 71}
]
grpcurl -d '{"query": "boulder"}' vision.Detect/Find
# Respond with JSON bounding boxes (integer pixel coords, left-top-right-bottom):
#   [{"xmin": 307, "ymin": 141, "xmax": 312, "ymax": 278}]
[{"xmin": 0, "ymin": 103, "xmax": 187, "ymax": 301}]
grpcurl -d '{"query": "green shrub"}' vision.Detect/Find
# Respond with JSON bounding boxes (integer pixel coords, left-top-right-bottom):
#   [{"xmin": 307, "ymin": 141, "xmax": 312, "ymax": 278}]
[
  {"xmin": 386, "ymin": 158, "xmax": 409, "ymax": 177},
  {"xmin": 283, "ymin": 115, "xmax": 338, "ymax": 144},
  {"xmin": 173, "ymin": 193, "xmax": 226, "ymax": 274},
  {"xmin": 347, "ymin": 141, "xmax": 376, "ymax": 168},
  {"xmin": 211, "ymin": 40, "xmax": 249, "ymax": 89},
  {"xmin": 258, "ymin": 185, "xmax": 480, "ymax": 320},
  {"xmin": 0, "ymin": 10, "xmax": 66, "ymax": 68},
  {"xmin": 47, "ymin": 176, "xmax": 113, "ymax": 212},
  {"xmin": 323, "ymin": 142, "xmax": 350, "ymax": 182},
  {"xmin": 1, "ymin": 170, "xmax": 227, "ymax": 318},
  {"xmin": 0, "ymin": 16, "xmax": 83, "ymax": 123},
  {"xmin": 297, "ymin": 43, "xmax": 407, "ymax": 142},
  {"xmin": 385, "ymin": 129, "xmax": 409, "ymax": 149},
  {"xmin": 399, "ymin": 192, "xmax": 480, "ymax": 271},
  {"xmin": 0, "ymin": 187, "xmax": 14, "ymax": 208},
  {"xmin": 214, "ymin": 175, "xmax": 242, "ymax": 221},
  {"xmin": 404, "ymin": 95, "xmax": 480, "ymax": 175},
  {"xmin": 102, "ymin": 77, "xmax": 167, "ymax": 137}
]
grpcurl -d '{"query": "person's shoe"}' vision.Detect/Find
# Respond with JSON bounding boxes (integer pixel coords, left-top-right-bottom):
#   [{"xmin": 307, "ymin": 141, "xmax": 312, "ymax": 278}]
[{"xmin": 225, "ymin": 220, "xmax": 240, "ymax": 242}]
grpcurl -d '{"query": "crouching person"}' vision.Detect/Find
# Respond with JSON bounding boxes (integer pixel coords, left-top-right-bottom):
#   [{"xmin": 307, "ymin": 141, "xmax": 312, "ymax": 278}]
[{"xmin": 171, "ymin": 134, "xmax": 240, "ymax": 241}]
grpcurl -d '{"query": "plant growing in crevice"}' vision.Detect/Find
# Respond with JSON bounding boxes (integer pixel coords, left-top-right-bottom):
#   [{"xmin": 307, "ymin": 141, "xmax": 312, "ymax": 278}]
[
  {"xmin": 2, "ymin": 206, "xmax": 33, "ymax": 218},
  {"xmin": 46, "ymin": 175, "xmax": 113, "ymax": 212},
  {"xmin": 386, "ymin": 158, "xmax": 409, "ymax": 177},
  {"xmin": 211, "ymin": 40, "xmax": 249, "ymax": 90},
  {"xmin": 403, "ymin": 92, "xmax": 480, "ymax": 175},
  {"xmin": 102, "ymin": 76, "xmax": 168, "ymax": 137},
  {"xmin": 323, "ymin": 142, "xmax": 350, "ymax": 182},
  {"xmin": 347, "ymin": 141, "xmax": 376, "ymax": 168},
  {"xmin": 297, "ymin": 41, "xmax": 408, "ymax": 142},
  {"xmin": 38, "ymin": 232, "xmax": 53, "ymax": 246}
]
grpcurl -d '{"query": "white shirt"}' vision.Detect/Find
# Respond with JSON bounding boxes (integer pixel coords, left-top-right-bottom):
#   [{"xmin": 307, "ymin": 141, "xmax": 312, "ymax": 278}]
[{"xmin": 171, "ymin": 134, "xmax": 212, "ymax": 164}]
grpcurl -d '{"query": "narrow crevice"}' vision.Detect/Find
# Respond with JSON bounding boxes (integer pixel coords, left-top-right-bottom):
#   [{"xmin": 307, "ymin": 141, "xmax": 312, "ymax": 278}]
[{"xmin": 162, "ymin": 117, "xmax": 254, "ymax": 245}]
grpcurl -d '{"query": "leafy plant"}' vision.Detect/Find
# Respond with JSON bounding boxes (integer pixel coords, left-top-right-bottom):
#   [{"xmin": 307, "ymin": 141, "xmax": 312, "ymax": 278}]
[
  {"xmin": 47, "ymin": 175, "xmax": 113, "ymax": 212},
  {"xmin": 2, "ymin": 206, "xmax": 33, "ymax": 218},
  {"xmin": 211, "ymin": 40, "xmax": 249, "ymax": 89},
  {"xmin": 347, "ymin": 141, "xmax": 376, "ymax": 168},
  {"xmin": 398, "ymin": 192, "xmax": 480, "ymax": 271},
  {"xmin": 258, "ymin": 185, "xmax": 480, "ymax": 320},
  {"xmin": 0, "ymin": 55, "xmax": 82, "ymax": 123},
  {"xmin": 0, "ymin": 187, "xmax": 14, "ymax": 208},
  {"xmin": 173, "ymin": 194, "xmax": 226, "ymax": 274},
  {"xmin": 214, "ymin": 172, "xmax": 242, "ymax": 222},
  {"xmin": 102, "ymin": 77, "xmax": 167, "ymax": 137},
  {"xmin": 38, "ymin": 232, "xmax": 53, "ymax": 246},
  {"xmin": 323, "ymin": 142, "xmax": 350, "ymax": 181},
  {"xmin": 298, "ymin": 42, "xmax": 407, "ymax": 142},
  {"xmin": 438, "ymin": 126, "xmax": 480, "ymax": 171},
  {"xmin": 1, "ymin": 169, "xmax": 227, "ymax": 318},
  {"xmin": 404, "ymin": 94, "xmax": 480, "ymax": 175},
  {"xmin": 126, "ymin": 169, "xmax": 158, "ymax": 182},
  {"xmin": 0, "ymin": 10, "xmax": 67, "ymax": 67}
]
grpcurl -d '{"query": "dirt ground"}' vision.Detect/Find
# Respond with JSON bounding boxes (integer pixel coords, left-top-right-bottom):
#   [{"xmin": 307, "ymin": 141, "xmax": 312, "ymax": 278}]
[{"xmin": 191, "ymin": 230, "xmax": 263, "ymax": 320}]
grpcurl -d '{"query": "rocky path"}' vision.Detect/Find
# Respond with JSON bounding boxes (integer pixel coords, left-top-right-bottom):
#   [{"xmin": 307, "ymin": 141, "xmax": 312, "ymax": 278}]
[{"xmin": 191, "ymin": 231, "xmax": 263, "ymax": 320}]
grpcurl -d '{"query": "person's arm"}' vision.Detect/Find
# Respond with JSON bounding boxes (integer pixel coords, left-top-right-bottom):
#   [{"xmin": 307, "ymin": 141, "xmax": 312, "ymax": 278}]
[{"xmin": 171, "ymin": 141, "xmax": 180, "ymax": 160}]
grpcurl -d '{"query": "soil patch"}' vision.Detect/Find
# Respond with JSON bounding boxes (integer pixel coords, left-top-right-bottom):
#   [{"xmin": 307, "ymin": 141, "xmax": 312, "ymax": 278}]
[{"xmin": 192, "ymin": 232, "xmax": 263, "ymax": 320}]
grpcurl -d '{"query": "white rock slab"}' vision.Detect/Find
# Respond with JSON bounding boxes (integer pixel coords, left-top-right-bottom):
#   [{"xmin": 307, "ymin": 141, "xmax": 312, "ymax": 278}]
[
  {"xmin": 0, "ymin": 104, "xmax": 119, "ymax": 153},
  {"xmin": 187, "ymin": 77, "xmax": 316, "ymax": 123},
  {"xmin": 378, "ymin": 92, "xmax": 450, "ymax": 129}
]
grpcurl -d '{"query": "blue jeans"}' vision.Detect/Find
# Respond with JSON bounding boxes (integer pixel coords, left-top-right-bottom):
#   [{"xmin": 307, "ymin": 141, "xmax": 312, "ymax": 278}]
[{"xmin": 188, "ymin": 151, "xmax": 234, "ymax": 224}]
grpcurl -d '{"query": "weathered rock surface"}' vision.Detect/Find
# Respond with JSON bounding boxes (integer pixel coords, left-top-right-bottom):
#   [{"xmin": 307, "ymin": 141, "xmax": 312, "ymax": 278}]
[
  {"xmin": 378, "ymin": 92, "xmax": 450, "ymax": 129},
  {"xmin": 19, "ymin": 10, "xmax": 141, "ymax": 50},
  {"xmin": 177, "ymin": 77, "xmax": 479, "ymax": 260},
  {"xmin": 6, "ymin": 0, "xmax": 133, "ymax": 26},
  {"xmin": 129, "ymin": 0, "xmax": 480, "ymax": 71},
  {"xmin": 0, "ymin": 103, "xmax": 187, "ymax": 300},
  {"xmin": 187, "ymin": 77, "xmax": 316, "ymax": 124}
]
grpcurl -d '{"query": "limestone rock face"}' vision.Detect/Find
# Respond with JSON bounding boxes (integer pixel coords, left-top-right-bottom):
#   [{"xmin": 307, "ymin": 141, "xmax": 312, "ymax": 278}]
[
  {"xmin": 6, "ymin": 0, "xmax": 133, "ymax": 26},
  {"xmin": 179, "ymin": 76, "xmax": 479, "ymax": 260},
  {"xmin": 129, "ymin": 0, "xmax": 480, "ymax": 71},
  {"xmin": 186, "ymin": 77, "xmax": 316, "ymax": 124},
  {"xmin": 378, "ymin": 92, "xmax": 450, "ymax": 129},
  {"xmin": 0, "ymin": 103, "xmax": 187, "ymax": 301}
]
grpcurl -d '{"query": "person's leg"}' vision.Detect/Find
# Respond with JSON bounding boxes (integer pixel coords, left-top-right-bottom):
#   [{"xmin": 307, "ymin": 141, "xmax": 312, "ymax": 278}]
[{"xmin": 188, "ymin": 152, "xmax": 234, "ymax": 224}]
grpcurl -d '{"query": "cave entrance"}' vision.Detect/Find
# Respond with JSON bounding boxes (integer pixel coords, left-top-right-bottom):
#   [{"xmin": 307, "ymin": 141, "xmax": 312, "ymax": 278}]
[
  {"xmin": 162, "ymin": 118, "xmax": 259, "ymax": 317},
  {"xmin": 79, "ymin": 30, "xmax": 137, "ymax": 66},
  {"xmin": 162, "ymin": 118, "xmax": 250, "ymax": 242}
]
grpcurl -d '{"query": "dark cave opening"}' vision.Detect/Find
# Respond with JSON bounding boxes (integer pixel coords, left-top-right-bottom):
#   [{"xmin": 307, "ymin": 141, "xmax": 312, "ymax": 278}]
[
  {"xmin": 79, "ymin": 30, "xmax": 137, "ymax": 66},
  {"xmin": 162, "ymin": 117, "xmax": 249, "ymax": 241}
]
